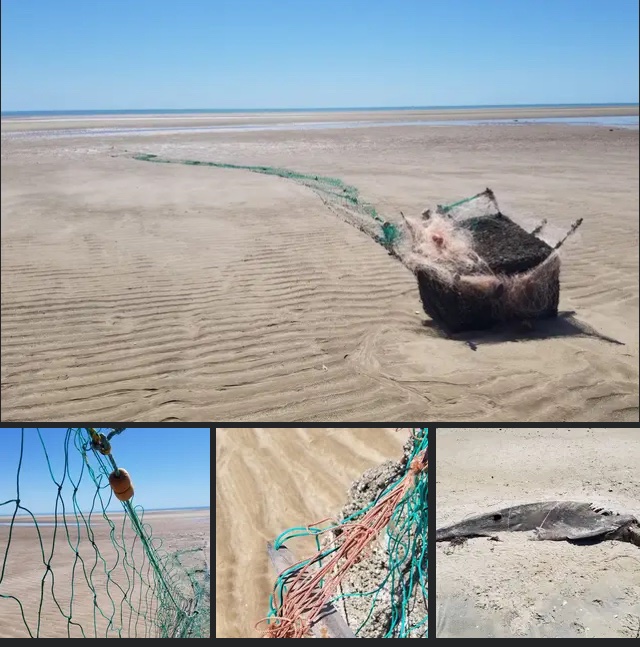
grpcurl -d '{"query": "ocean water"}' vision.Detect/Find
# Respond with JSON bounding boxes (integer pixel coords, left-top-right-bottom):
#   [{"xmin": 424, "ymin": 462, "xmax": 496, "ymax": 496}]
[
  {"xmin": 0, "ymin": 506, "xmax": 210, "ymax": 526},
  {"xmin": 0, "ymin": 522, "xmax": 58, "ymax": 527},
  {"xmin": 2, "ymin": 505, "xmax": 210, "ymax": 517},
  {"xmin": 2, "ymin": 103, "xmax": 638, "ymax": 118}
]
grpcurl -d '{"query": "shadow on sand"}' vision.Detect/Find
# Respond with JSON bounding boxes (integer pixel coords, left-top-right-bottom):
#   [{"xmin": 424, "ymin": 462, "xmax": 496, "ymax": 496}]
[{"xmin": 422, "ymin": 310, "xmax": 625, "ymax": 350}]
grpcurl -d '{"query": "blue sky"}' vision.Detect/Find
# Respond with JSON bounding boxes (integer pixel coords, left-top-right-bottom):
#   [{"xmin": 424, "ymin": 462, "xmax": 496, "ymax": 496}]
[
  {"xmin": 0, "ymin": 428, "xmax": 210, "ymax": 515},
  {"xmin": 1, "ymin": 0, "xmax": 638, "ymax": 111}
]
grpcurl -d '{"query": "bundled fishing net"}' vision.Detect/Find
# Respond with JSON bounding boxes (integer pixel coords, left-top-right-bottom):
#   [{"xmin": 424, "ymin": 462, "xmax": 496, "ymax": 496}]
[
  {"xmin": 399, "ymin": 189, "xmax": 582, "ymax": 332},
  {"xmin": 132, "ymin": 153, "xmax": 580, "ymax": 333},
  {"xmin": 260, "ymin": 429, "xmax": 428, "ymax": 639}
]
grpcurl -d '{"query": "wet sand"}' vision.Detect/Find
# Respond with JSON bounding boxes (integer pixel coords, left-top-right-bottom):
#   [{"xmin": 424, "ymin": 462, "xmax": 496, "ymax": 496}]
[{"xmin": 2, "ymin": 105, "xmax": 637, "ymax": 131}]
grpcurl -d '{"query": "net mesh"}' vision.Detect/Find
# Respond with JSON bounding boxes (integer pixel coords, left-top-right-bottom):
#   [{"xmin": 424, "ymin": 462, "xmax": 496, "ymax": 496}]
[
  {"xmin": 132, "ymin": 153, "xmax": 400, "ymax": 248},
  {"xmin": 0, "ymin": 428, "xmax": 209, "ymax": 639},
  {"xmin": 131, "ymin": 154, "xmax": 581, "ymax": 328},
  {"xmin": 399, "ymin": 190, "xmax": 579, "ymax": 328},
  {"xmin": 260, "ymin": 428, "xmax": 428, "ymax": 639}
]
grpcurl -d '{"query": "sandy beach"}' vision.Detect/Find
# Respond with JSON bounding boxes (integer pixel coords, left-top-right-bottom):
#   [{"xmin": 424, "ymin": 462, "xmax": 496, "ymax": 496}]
[
  {"xmin": 0, "ymin": 508, "xmax": 210, "ymax": 638},
  {"xmin": 436, "ymin": 428, "xmax": 640, "ymax": 638},
  {"xmin": 214, "ymin": 427, "xmax": 408, "ymax": 638},
  {"xmin": 1, "ymin": 108, "xmax": 638, "ymax": 422}
]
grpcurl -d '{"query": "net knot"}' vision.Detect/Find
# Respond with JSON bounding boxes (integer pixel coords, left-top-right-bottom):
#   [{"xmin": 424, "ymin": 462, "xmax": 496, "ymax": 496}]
[{"xmin": 88, "ymin": 429, "xmax": 112, "ymax": 455}]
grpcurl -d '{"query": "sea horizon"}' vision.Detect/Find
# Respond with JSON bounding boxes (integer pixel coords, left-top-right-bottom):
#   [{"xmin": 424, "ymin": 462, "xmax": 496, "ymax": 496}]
[
  {"xmin": 1, "ymin": 505, "xmax": 210, "ymax": 517},
  {"xmin": 2, "ymin": 102, "xmax": 638, "ymax": 118}
]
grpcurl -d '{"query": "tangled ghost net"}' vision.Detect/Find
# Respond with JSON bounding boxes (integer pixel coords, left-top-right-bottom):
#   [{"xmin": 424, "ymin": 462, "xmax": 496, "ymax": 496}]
[
  {"xmin": 130, "ymin": 155, "xmax": 581, "ymax": 334},
  {"xmin": 397, "ymin": 189, "xmax": 583, "ymax": 332},
  {"xmin": 261, "ymin": 429, "xmax": 429, "ymax": 639}
]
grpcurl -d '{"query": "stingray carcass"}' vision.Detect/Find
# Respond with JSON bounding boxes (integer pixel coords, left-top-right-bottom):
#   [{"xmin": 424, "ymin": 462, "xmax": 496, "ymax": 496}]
[{"xmin": 436, "ymin": 501, "xmax": 639, "ymax": 546}]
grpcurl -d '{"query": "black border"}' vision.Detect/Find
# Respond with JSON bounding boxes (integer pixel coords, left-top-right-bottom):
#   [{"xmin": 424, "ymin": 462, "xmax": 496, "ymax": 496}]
[
  {"xmin": 428, "ymin": 425, "xmax": 436, "ymax": 640},
  {"xmin": 3, "ymin": 421, "xmax": 637, "ymax": 428},
  {"xmin": 4, "ymin": 423, "xmax": 638, "ymax": 640}
]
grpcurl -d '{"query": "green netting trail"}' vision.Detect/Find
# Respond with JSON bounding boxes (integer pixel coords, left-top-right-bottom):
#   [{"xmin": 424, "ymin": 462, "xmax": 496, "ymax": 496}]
[
  {"xmin": 0, "ymin": 429, "xmax": 209, "ymax": 638},
  {"xmin": 132, "ymin": 153, "xmax": 400, "ymax": 249},
  {"xmin": 263, "ymin": 428, "xmax": 428, "ymax": 638}
]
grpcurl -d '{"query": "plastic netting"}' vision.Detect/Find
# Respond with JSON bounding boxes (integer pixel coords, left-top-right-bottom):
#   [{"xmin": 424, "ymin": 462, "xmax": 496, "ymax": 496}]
[
  {"xmin": 261, "ymin": 428, "xmax": 428, "ymax": 638},
  {"xmin": 0, "ymin": 428, "xmax": 209, "ymax": 638},
  {"xmin": 131, "ymin": 153, "xmax": 582, "ymax": 329},
  {"xmin": 403, "ymin": 189, "xmax": 509, "ymax": 279},
  {"xmin": 403, "ymin": 188, "xmax": 581, "ymax": 283},
  {"xmin": 132, "ymin": 154, "xmax": 400, "ymax": 248},
  {"xmin": 399, "ymin": 189, "xmax": 584, "ymax": 330}
]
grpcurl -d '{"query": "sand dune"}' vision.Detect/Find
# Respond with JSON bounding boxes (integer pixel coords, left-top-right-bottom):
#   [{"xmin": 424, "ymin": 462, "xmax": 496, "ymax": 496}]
[
  {"xmin": 214, "ymin": 427, "xmax": 407, "ymax": 638},
  {"xmin": 436, "ymin": 428, "xmax": 640, "ymax": 638},
  {"xmin": 1, "ymin": 115, "xmax": 638, "ymax": 421}
]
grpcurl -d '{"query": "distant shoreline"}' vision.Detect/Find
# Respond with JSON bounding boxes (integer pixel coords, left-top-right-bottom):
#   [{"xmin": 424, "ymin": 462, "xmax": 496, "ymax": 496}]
[
  {"xmin": 1, "ymin": 506, "xmax": 210, "ymax": 519},
  {"xmin": 2, "ymin": 105, "xmax": 637, "ymax": 135},
  {"xmin": 2, "ymin": 103, "xmax": 638, "ymax": 119}
]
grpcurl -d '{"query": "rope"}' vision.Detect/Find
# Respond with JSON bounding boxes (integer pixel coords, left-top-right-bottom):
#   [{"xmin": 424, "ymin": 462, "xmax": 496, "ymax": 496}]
[
  {"xmin": 0, "ymin": 429, "xmax": 209, "ymax": 638},
  {"xmin": 106, "ymin": 428, "xmax": 127, "ymax": 441},
  {"xmin": 438, "ymin": 188, "xmax": 498, "ymax": 215},
  {"xmin": 261, "ymin": 428, "xmax": 428, "ymax": 638}
]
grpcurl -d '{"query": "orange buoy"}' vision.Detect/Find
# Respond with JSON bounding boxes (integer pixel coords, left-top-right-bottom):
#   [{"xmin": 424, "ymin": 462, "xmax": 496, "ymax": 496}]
[{"xmin": 109, "ymin": 468, "xmax": 134, "ymax": 502}]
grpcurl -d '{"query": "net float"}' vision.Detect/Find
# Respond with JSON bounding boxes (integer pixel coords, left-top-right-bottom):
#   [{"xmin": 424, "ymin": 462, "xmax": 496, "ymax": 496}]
[{"xmin": 109, "ymin": 468, "xmax": 134, "ymax": 502}]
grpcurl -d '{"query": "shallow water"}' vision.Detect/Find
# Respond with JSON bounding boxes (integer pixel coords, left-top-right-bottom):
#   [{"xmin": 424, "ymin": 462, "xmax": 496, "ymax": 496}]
[
  {"xmin": 3, "ymin": 115, "xmax": 638, "ymax": 140},
  {"xmin": 0, "ymin": 522, "xmax": 58, "ymax": 527}
]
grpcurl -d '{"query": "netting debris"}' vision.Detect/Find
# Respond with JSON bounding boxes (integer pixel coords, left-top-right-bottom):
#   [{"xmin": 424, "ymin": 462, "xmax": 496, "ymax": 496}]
[
  {"xmin": 132, "ymin": 154, "xmax": 582, "ymax": 333},
  {"xmin": 400, "ymin": 189, "xmax": 582, "ymax": 332},
  {"xmin": 260, "ymin": 428, "xmax": 428, "ymax": 639},
  {"xmin": 0, "ymin": 428, "xmax": 209, "ymax": 638},
  {"xmin": 132, "ymin": 154, "xmax": 400, "ymax": 248}
]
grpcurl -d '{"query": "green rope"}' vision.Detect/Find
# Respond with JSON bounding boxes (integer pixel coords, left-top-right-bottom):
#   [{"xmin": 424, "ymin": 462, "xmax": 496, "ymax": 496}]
[
  {"xmin": 438, "ymin": 194, "xmax": 478, "ymax": 213},
  {"xmin": 132, "ymin": 153, "xmax": 400, "ymax": 248},
  {"xmin": 0, "ymin": 429, "xmax": 209, "ymax": 638},
  {"xmin": 438, "ymin": 188, "xmax": 499, "ymax": 216},
  {"xmin": 267, "ymin": 428, "xmax": 428, "ymax": 638}
]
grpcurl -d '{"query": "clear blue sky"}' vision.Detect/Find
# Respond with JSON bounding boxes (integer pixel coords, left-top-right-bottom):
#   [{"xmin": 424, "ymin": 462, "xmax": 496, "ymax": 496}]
[
  {"xmin": 1, "ymin": 0, "xmax": 638, "ymax": 111},
  {"xmin": 0, "ymin": 428, "xmax": 210, "ymax": 514}
]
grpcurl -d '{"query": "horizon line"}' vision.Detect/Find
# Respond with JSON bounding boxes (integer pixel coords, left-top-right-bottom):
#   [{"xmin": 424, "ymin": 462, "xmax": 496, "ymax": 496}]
[
  {"xmin": 1, "ymin": 505, "xmax": 210, "ymax": 516},
  {"xmin": 2, "ymin": 102, "xmax": 639, "ymax": 115}
]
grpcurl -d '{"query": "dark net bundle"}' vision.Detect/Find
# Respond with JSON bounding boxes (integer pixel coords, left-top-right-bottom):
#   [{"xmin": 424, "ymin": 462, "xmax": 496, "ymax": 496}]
[{"xmin": 400, "ymin": 189, "xmax": 579, "ymax": 333}]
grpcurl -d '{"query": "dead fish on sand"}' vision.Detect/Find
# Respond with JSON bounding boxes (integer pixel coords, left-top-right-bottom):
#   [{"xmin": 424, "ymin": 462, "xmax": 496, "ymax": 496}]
[{"xmin": 436, "ymin": 501, "xmax": 640, "ymax": 547}]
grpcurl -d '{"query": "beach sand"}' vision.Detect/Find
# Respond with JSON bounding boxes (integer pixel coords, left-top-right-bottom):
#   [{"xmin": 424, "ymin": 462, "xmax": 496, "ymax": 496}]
[
  {"xmin": 436, "ymin": 428, "xmax": 640, "ymax": 638},
  {"xmin": 0, "ymin": 508, "xmax": 210, "ymax": 638},
  {"xmin": 1, "ymin": 109, "xmax": 638, "ymax": 422},
  {"xmin": 214, "ymin": 427, "xmax": 408, "ymax": 638}
]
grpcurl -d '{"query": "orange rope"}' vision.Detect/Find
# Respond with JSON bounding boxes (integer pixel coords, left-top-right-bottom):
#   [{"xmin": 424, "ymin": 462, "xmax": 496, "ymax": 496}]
[{"xmin": 263, "ymin": 453, "xmax": 428, "ymax": 638}]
